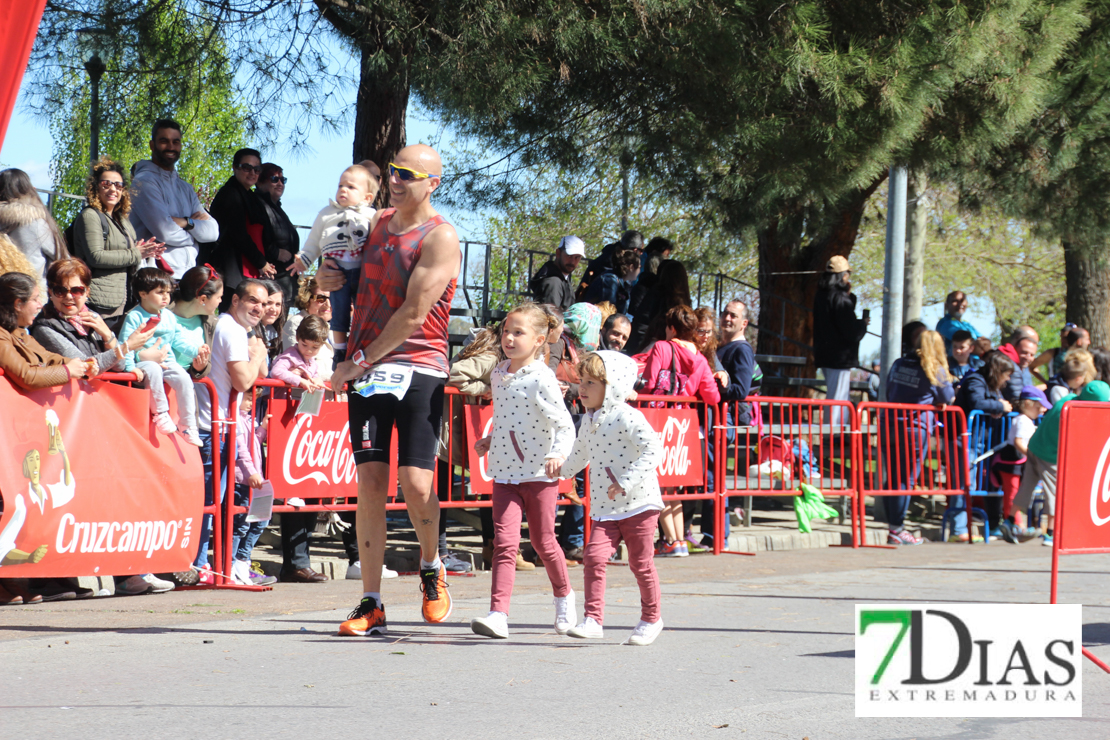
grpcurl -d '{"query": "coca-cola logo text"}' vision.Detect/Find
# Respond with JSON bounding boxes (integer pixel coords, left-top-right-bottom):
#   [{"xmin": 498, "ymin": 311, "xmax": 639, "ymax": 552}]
[
  {"xmin": 282, "ymin": 414, "xmax": 358, "ymax": 488},
  {"xmin": 656, "ymin": 416, "xmax": 693, "ymax": 477}
]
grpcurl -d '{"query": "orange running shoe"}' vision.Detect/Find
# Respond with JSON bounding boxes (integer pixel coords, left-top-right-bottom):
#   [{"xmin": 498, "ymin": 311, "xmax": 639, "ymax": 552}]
[
  {"xmin": 338, "ymin": 597, "xmax": 387, "ymax": 636},
  {"xmin": 420, "ymin": 564, "xmax": 452, "ymax": 623}
]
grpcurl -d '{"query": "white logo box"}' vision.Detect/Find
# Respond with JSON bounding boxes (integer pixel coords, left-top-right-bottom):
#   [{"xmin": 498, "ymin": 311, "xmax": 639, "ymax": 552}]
[{"xmin": 855, "ymin": 603, "xmax": 1083, "ymax": 717}]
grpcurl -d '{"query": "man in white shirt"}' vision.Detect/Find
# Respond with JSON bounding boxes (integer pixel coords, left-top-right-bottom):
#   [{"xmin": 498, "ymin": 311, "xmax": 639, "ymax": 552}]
[
  {"xmin": 192, "ymin": 279, "xmax": 268, "ymax": 576},
  {"xmin": 129, "ymin": 119, "xmax": 220, "ymax": 278}
]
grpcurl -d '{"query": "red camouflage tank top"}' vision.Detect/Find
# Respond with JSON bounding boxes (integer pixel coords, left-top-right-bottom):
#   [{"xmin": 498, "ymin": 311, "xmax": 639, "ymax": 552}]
[{"xmin": 346, "ymin": 209, "xmax": 457, "ymax": 373}]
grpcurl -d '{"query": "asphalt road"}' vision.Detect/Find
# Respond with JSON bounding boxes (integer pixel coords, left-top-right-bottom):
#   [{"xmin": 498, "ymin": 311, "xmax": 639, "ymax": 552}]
[{"xmin": 1, "ymin": 541, "xmax": 1108, "ymax": 739}]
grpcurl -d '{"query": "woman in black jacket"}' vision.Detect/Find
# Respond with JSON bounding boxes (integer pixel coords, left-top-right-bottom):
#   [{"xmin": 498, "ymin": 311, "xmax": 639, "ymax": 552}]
[
  {"xmin": 950, "ymin": 351, "xmax": 1015, "ymax": 541},
  {"xmin": 208, "ymin": 148, "xmax": 276, "ymax": 303},
  {"xmin": 813, "ymin": 256, "xmax": 868, "ymax": 425},
  {"xmin": 256, "ymin": 163, "xmax": 301, "ymax": 308}
]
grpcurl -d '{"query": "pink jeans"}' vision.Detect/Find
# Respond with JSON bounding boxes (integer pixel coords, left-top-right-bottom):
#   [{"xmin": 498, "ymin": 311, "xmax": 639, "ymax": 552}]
[
  {"xmin": 583, "ymin": 509, "xmax": 661, "ymax": 624},
  {"xmin": 490, "ymin": 480, "xmax": 570, "ymax": 614}
]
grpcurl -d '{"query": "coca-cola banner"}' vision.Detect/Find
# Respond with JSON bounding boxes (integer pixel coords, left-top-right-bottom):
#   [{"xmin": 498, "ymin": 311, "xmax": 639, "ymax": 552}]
[
  {"xmin": 267, "ymin": 397, "xmax": 398, "ymax": 499},
  {"xmin": 1055, "ymin": 402, "xmax": 1110, "ymax": 554},
  {"xmin": 638, "ymin": 408, "xmax": 705, "ymax": 487},
  {"xmin": 464, "ymin": 406, "xmax": 703, "ymax": 492},
  {"xmin": 0, "ymin": 377, "xmax": 203, "ymax": 577}
]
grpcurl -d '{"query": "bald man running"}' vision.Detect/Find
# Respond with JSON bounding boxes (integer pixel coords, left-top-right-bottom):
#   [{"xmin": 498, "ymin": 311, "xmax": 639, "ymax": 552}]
[{"xmin": 322, "ymin": 145, "xmax": 461, "ymax": 636}]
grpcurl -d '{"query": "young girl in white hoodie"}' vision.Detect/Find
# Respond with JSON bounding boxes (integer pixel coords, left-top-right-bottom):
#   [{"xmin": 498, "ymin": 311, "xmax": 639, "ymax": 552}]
[
  {"xmin": 471, "ymin": 303, "xmax": 577, "ymax": 639},
  {"xmin": 561, "ymin": 350, "xmax": 666, "ymax": 645}
]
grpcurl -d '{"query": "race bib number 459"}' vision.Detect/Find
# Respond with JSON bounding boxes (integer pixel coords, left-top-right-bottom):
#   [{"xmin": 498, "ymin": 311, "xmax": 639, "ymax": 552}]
[{"xmin": 353, "ymin": 364, "xmax": 414, "ymax": 401}]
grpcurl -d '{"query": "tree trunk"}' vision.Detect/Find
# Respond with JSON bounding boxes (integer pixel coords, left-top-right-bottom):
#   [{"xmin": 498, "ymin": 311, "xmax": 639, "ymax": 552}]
[
  {"xmin": 1064, "ymin": 241, "xmax": 1110, "ymax": 347},
  {"xmin": 755, "ymin": 182, "xmax": 883, "ymax": 392},
  {"xmin": 902, "ymin": 171, "xmax": 927, "ymax": 323},
  {"xmin": 352, "ymin": 44, "xmax": 409, "ymax": 192}
]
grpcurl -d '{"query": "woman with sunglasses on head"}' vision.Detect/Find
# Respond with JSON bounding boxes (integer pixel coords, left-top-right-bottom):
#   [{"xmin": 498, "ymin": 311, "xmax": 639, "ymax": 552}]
[
  {"xmin": 71, "ymin": 159, "xmax": 163, "ymax": 332},
  {"xmin": 256, "ymin": 163, "xmax": 301, "ymax": 308},
  {"xmin": 209, "ymin": 148, "xmax": 277, "ymax": 301},
  {"xmin": 171, "ymin": 264, "xmax": 224, "ymax": 380},
  {"xmin": 282, "ymin": 274, "xmax": 334, "ymax": 379},
  {"xmin": 30, "ymin": 258, "xmax": 157, "ymax": 376}
]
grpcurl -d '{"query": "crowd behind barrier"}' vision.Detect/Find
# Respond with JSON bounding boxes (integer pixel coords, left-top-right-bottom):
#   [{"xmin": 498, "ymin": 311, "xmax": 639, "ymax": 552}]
[
  {"xmin": 3, "ymin": 365, "xmax": 1049, "ymax": 590},
  {"xmin": 0, "ymin": 150, "xmax": 1083, "ymax": 603}
]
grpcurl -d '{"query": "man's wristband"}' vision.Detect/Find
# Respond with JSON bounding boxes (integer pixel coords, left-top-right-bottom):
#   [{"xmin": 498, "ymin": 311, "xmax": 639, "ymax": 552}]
[{"xmin": 351, "ymin": 350, "xmax": 372, "ymax": 369}]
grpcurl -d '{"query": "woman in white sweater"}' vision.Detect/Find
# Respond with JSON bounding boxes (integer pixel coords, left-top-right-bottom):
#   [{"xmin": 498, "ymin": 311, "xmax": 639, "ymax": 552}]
[{"xmin": 471, "ymin": 304, "xmax": 576, "ymax": 640}]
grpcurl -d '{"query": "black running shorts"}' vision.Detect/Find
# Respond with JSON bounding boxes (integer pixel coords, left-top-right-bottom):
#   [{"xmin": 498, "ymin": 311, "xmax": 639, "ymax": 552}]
[{"xmin": 348, "ymin": 372, "xmax": 445, "ymax": 470}]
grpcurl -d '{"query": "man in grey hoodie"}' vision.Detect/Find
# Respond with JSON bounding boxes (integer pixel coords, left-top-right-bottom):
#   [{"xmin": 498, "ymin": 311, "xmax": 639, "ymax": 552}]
[{"xmin": 129, "ymin": 119, "xmax": 219, "ymax": 278}]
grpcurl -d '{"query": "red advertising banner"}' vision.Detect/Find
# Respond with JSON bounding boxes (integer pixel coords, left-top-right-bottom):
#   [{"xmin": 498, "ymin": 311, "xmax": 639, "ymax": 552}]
[
  {"xmin": 463, "ymin": 406, "xmax": 703, "ymax": 493},
  {"xmin": 1056, "ymin": 402, "xmax": 1110, "ymax": 554},
  {"xmin": 0, "ymin": 378, "xmax": 204, "ymax": 577},
  {"xmin": 0, "ymin": 0, "xmax": 48, "ymax": 147},
  {"xmin": 267, "ymin": 397, "xmax": 396, "ymax": 500}
]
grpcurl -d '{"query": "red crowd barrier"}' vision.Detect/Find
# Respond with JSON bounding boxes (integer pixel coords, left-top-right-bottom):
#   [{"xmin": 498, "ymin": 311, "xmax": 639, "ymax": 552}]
[
  {"xmin": 715, "ymin": 396, "xmax": 860, "ymax": 552},
  {"xmin": 855, "ymin": 402, "xmax": 967, "ymax": 548},
  {"xmin": 2, "ymin": 364, "xmax": 996, "ymax": 584}
]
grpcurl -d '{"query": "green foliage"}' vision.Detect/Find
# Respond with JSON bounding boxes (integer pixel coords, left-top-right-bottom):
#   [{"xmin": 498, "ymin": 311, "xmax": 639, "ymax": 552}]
[
  {"xmin": 45, "ymin": 0, "xmax": 248, "ymax": 227},
  {"xmin": 418, "ymin": 0, "xmax": 1088, "ymax": 247},
  {"xmin": 852, "ymin": 183, "xmax": 1065, "ymax": 343},
  {"xmin": 442, "ymin": 134, "xmax": 756, "ymax": 313}
]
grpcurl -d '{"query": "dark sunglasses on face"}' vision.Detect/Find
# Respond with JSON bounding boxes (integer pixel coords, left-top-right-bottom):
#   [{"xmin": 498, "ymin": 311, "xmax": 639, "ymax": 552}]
[
  {"xmin": 98, "ymin": 180, "xmax": 125, "ymax": 190},
  {"xmin": 311, "ymin": 294, "xmax": 329, "ymax": 304},
  {"xmin": 269, "ymin": 175, "xmax": 288, "ymax": 184},
  {"xmin": 51, "ymin": 284, "xmax": 88, "ymax": 298},
  {"xmin": 237, "ymin": 163, "xmax": 262, "ymax": 174}
]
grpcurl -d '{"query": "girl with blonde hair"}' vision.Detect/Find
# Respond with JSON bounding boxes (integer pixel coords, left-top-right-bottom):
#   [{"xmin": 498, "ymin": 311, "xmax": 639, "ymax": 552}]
[{"xmin": 881, "ymin": 323, "xmax": 956, "ymax": 545}]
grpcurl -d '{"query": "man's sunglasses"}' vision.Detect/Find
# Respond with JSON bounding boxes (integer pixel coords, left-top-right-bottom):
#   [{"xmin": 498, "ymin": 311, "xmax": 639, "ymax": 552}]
[
  {"xmin": 237, "ymin": 163, "xmax": 262, "ymax": 174},
  {"xmin": 388, "ymin": 163, "xmax": 435, "ymax": 181},
  {"xmin": 51, "ymin": 285, "xmax": 88, "ymax": 298},
  {"xmin": 269, "ymin": 175, "xmax": 288, "ymax": 184}
]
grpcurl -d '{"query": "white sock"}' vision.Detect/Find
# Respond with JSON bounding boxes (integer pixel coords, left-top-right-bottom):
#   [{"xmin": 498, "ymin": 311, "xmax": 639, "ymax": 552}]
[
  {"xmin": 362, "ymin": 591, "xmax": 381, "ymax": 603},
  {"xmin": 333, "ymin": 342, "xmax": 347, "ymax": 350},
  {"xmin": 421, "ymin": 557, "xmax": 442, "ymax": 570}
]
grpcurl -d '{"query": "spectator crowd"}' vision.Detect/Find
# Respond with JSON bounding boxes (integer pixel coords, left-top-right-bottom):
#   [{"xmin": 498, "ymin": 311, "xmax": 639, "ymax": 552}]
[{"xmin": 0, "ymin": 116, "xmax": 1102, "ymax": 609}]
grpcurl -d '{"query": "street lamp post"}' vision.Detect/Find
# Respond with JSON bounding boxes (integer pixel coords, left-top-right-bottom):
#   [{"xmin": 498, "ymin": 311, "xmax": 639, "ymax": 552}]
[{"xmin": 77, "ymin": 28, "xmax": 108, "ymax": 165}]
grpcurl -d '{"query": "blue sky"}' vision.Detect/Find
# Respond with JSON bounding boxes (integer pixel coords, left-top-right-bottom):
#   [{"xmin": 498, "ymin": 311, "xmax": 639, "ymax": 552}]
[{"xmin": 0, "ymin": 86, "xmax": 476, "ymax": 240}]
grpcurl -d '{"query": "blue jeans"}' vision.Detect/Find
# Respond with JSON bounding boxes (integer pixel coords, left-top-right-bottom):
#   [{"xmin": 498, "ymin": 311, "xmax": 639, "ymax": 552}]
[
  {"xmin": 231, "ymin": 483, "xmax": 269, "ymax": 562},
  {"xmin": 328, "ymin": 266, "xmax": 362, "ymax": 333},
  {"xmin": 879, "ymin": 412, "xmax": 928, "ymax": 532},
  {"xmin": 195, "ymin": 429, "xmax": 230, "ymax": 569}
]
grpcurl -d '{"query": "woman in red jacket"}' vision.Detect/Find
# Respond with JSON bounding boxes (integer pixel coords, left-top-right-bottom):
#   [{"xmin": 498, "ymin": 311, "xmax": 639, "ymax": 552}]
[{"xmin": 640, "ymin": 305, "xmax": 720, "ymax": 556}]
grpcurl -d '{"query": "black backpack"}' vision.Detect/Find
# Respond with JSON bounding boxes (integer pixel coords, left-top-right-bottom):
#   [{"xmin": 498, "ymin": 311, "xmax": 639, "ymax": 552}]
[{"xmin": 64, "ymin": 206, "xmax": 112, "ymax": 254}]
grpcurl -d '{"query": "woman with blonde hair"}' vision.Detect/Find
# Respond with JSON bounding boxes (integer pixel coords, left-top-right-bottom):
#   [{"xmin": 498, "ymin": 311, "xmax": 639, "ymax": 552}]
[
  {"xmin": 0, "ymin": 234, "xmax": 36, "ymax": 278},
  {"xmin": 72, "ymin": 159, "xmax": 163, "ymax": 328},
  {"xmin": 881, "ymin": 324, "xmax": 955, "ymax": 545}
]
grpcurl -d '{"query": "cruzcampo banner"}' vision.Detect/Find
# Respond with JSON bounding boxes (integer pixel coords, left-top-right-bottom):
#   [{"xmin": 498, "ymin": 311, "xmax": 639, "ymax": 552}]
[{"xmin": 0, "ymin": 377, "xmax": 203, "ymax": 577}]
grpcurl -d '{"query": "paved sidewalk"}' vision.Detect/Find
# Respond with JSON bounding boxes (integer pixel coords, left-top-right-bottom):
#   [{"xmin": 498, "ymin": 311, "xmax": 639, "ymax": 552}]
[{"xmin": 1, "ymin": 541, "xmax": 1108, "ymax": 739}]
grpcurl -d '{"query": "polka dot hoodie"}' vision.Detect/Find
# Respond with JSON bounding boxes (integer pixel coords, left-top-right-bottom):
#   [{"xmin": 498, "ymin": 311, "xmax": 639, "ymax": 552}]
[
  {"xmin": 487, "ymin": 357, "xmax": 575, "ymax": 481},
  {"xmin": 560, "ymin": 351, "xmax": 664, "ymax": 520}
]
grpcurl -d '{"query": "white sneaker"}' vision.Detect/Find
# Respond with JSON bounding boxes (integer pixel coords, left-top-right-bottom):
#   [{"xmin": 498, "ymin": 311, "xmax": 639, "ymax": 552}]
[
  {"xmin": 624, "ymin": 619, "xmax": 664, "ymax": 646},
  {"xmin": 382, "ymin": 563, "xmax": 398, "ymax": 579},
  {"xmin": 142, "ymin": 573, "xmax": 175, "ymax": 593},
  {"xmin": 566, "ymin": 617, "xmax": 603, "ymax": 639},
  {"xmin": 180, "ymin": 427, "xmax": 203, "ymax": 447},
  {"xmin": 153, "ymin": 412, "xmax": 177, "ymax": 435},
  {"xmin": 287, "ymin": 497, "xmax": 306, "ymax": 507},
  {"xmin": 231, "ymin": 560, "xmax": 252, "ymax": 586},
  {"xmin": 471, "ymin": 611, "xmax": 509, "ymax": 639},
  {"xmin": 554, "ymin": 590, "xmax": 576, "ymax": 635},
  {"xmin": 346, "ymin": 561, "xmax": 362, "ymax": 580}
]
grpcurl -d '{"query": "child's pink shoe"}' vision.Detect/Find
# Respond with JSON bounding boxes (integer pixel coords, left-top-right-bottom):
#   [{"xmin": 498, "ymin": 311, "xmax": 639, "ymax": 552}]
[{"xmin": 153, "ymin": 411, "xmax": 177, "ymax": 435}]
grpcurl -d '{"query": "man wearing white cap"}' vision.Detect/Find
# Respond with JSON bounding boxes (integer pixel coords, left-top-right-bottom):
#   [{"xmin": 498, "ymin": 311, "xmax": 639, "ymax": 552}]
[{"xmin": 529, "ymin": 235, "xmax": 584, "ymax": 311}]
